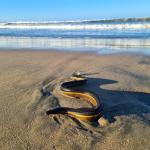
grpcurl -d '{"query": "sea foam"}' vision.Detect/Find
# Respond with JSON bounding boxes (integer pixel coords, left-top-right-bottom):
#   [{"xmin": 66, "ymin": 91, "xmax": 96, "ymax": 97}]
[{"xmin": 0, "ymin": 21, "xmax": 150, "ymax": 30}]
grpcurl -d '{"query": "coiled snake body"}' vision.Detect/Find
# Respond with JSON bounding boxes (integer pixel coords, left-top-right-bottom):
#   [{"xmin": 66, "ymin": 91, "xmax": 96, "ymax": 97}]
[{"xmin": 46, "ymin": 72, "xmax": 103, "ymax": 122}]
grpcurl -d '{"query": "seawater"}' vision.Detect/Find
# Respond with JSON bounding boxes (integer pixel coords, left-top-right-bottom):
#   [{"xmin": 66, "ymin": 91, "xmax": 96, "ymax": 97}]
[{"xmin": 0, "ymin": 19, "xmax": 150, "ymax": 55}]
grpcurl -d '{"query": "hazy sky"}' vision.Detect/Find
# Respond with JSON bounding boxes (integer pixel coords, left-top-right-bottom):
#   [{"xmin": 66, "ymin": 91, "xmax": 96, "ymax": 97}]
[{"xmin": 0, "ymin": 0, "xmax": 150, "ymax": 21}]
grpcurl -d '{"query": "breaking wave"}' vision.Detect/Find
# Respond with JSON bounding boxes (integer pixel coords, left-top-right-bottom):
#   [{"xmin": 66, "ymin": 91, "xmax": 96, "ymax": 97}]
[{"xmin": 0, "ymin": 18, "xmax": 150, "ymax": 30}]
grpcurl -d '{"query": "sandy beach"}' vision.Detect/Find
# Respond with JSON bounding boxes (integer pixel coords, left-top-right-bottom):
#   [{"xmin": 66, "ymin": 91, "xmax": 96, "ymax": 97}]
[{"xmin": 0, "ymin": 50, "xmax": 150, "ymax": 150}]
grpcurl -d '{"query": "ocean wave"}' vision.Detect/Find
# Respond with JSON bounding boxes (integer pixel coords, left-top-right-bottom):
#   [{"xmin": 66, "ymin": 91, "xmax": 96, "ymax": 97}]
[
  {"xmin": 1, "ymin": 17, "xmax": 150, "ymax": 24},
  {"xmin": 0, "ymin": 23, "xmax": 150, "ymax": 30}
]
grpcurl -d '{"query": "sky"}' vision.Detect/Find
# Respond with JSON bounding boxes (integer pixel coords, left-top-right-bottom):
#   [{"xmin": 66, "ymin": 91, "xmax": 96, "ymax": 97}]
[{"xmin": 0, "ymin": 0, "xmax": 150, "ymax": 21}]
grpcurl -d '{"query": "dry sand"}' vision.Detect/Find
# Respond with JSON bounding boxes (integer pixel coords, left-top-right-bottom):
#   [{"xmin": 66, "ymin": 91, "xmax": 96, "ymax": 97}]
[{"xmin": 0, "ymin": 50, "xmax": 150, "ymax": 150}]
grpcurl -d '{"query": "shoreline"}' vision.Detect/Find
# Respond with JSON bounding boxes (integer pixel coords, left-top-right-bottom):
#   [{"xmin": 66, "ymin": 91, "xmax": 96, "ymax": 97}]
[{"xmin": 0, "ymin": 48, "xmax": 150, "ymax": 57}]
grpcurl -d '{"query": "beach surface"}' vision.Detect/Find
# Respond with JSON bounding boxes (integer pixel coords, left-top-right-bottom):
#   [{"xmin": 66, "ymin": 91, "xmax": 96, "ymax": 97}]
[{"xmin": 0, "ymin": 50, "xmax": 150, "ymax": 150}]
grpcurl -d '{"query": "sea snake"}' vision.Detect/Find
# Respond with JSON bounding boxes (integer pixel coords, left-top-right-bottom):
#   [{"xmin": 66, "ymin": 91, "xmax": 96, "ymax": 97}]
[{"xmin": 46, "ymin": 72, "xmax": 103, "ymax": 122}]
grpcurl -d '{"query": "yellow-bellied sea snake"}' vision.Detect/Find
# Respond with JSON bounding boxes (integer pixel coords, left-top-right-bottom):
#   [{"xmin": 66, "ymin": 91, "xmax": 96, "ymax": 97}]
[{"xmin": 46, "ymin": 72, "xmax": 103, "ymax": 122}]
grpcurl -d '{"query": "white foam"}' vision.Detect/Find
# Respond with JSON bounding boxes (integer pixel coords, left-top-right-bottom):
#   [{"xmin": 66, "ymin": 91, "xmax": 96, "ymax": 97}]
[{"xmin": 0, "ymin": 23, "xmax": 150, "ymax": 30}]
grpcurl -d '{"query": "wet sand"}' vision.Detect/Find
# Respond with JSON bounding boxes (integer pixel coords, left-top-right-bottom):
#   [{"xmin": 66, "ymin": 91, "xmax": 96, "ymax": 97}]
[{"xmin": 0, "ymin": 50, "xmax": 150, "ymax": 150}]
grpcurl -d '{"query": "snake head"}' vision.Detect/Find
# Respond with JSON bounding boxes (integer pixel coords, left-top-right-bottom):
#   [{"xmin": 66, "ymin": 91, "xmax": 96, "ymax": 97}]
[
  {"xmin": 72, "ymin": 71, "xmax": 99, "ymax": 78},
  {"xmin": 72, "ymin": 71, "xmax": 83, "ymax": 78}
]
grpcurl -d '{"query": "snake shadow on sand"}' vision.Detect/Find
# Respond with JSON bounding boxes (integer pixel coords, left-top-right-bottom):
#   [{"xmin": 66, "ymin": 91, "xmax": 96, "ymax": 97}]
[{"xmin": 79, "ymin": 77, "xmax": 150, "ymax": 124}]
